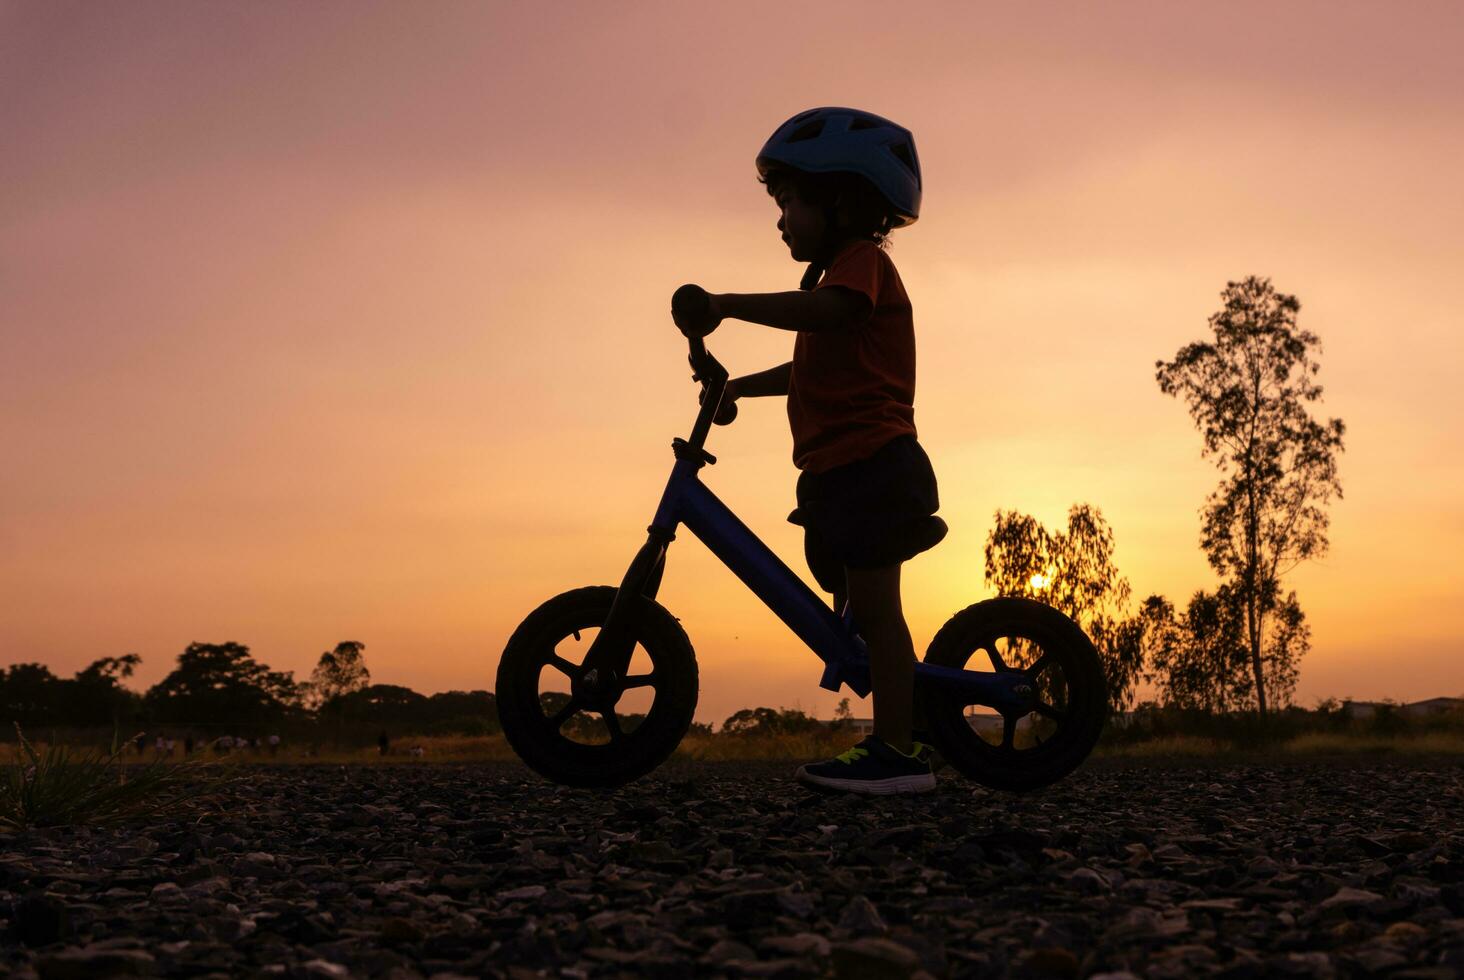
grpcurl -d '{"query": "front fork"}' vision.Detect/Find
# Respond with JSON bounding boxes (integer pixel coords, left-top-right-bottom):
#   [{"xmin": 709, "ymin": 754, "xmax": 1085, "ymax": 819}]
[{"xmin": 579, "ymin": 527, "xmax": 671, "ymax": 684}]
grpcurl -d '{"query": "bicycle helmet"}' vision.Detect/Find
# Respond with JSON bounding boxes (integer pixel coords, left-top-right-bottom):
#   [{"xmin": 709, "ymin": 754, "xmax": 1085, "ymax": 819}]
[{"xmin": 756, "ymin": 107, "xmax": 921, "ymax": 227}]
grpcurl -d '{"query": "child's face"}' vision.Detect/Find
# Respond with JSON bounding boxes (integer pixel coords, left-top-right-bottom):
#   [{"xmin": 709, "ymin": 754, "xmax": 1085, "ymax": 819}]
[{"xmin": 775, "ymin": 186, "xmax": 827, "ymax": 263}]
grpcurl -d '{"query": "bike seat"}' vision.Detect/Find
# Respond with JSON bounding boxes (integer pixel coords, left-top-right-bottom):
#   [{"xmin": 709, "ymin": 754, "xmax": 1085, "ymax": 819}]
[
  {"xmin": 787, "ymin": 511, "xmax": 948, "ymax": 560},
  {"xmin": 902, "ymin": 515, "xmax": 949, "ymax": 555}
]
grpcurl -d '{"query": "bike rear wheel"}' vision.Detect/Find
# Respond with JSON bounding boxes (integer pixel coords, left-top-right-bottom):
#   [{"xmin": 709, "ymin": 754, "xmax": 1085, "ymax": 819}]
[
  {"xmin": 497, "ymin": 586, "xmax": 698, "ymax": 788},
  {"xmin": 919, "ymin": 597, "xmax": 1106, "ymax": 792}
]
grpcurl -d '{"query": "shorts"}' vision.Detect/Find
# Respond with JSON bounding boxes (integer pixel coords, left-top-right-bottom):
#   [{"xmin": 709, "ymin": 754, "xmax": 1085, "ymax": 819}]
[{"xmin": 788, "ymin": 434, "xmax": 940, "ymax": 589}]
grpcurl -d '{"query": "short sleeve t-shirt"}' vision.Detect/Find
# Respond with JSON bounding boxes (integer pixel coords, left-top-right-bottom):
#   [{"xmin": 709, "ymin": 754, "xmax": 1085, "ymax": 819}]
[{"xmin": 787, "ymin": 240, "xmax": 917, "ymax": 473}]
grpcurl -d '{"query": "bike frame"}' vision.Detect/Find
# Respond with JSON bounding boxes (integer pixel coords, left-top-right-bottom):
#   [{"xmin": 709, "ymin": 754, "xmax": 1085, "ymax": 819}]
[{"xmin": 579, "ymin": 339, "xmax": 1032, "ymax": 714}]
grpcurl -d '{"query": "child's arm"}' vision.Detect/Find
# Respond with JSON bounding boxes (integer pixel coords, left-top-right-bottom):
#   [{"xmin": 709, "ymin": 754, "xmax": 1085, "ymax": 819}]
[
  {"xmin": 703, "ymin": 361, "xmax": 789, "ymax": 423},
  {"xmin": 713, "ymin": 288, "xmax": 871, "ymax": 334},
  {"xmin": 732, "ymin": 361, "xmax": 792, "ymax": 397}
]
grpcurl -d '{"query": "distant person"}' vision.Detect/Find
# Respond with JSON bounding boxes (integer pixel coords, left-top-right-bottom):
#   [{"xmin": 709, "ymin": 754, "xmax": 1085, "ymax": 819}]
[
  {"xmin": 377, "ymin": 731, "xmax": 389, "ymax": 756},
  {"xmin": 184, "ymin": 734, "xmax": 195, "ymax": 756},
  {"xmin": 267, "ymin": 733, "xmax": 280, "ymax": 757},
  {"xmin": 135, "ymin": 733, "xmax": 146, "ymax": 756},
  {"xmin": 672, "ymin": 107, "xmax": 938, "ymax": 794},
  {"xmin": 164, "ymin": 737, "xmax": 176, "ymax": 757},
  {"xmin": 154, "ymin": 735, "xmax": 166, "ymax": 758}
]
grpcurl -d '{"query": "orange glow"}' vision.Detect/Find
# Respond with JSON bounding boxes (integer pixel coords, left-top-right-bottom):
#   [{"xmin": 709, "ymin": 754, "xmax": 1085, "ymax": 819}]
[{"xmin": 3, "ymin": 3, "xmax": 1462, "ymax": 725}]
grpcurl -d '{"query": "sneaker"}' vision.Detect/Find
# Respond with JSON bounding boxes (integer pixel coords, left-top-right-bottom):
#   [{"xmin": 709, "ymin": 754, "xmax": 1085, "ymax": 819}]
[{"xmin": 795, "ymin": 735, "xmax": 936, "ymax": 795}]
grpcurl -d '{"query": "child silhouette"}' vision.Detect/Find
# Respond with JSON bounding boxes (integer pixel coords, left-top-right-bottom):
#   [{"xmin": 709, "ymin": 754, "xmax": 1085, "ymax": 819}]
[{"xmin": 673, "ymin": 107, "xmax": 942, "ymax": 794}]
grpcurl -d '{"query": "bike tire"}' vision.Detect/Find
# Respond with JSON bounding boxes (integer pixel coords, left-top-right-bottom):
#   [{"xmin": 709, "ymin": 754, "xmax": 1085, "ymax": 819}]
[
  {"xmin": 497, "ymin": 586, "xmax": 698, "ymax": 788},
  {"xmin": 919, "ymin": 597, "xmax": 1106, "ymax": 792}
]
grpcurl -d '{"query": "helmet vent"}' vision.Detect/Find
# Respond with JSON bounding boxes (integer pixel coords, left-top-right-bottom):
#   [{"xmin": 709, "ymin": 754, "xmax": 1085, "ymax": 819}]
[
  {"xmin": 889, "ymin": 142, "xmax": 918, "ymax": 179},
  {"xmin": 848, "ymin": 117, "xmax": 880, "ymax": 131},
  {"xmin": 785, "ymin": 119, "xmax": 826, "ymax": 143}
]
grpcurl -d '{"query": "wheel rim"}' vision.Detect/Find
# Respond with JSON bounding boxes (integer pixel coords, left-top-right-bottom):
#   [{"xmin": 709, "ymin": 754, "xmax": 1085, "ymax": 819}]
[
  {"xmin": 526, "ymin": 620, "xmax": 668, "ymax": 750},
  {"xmin": 930, "ymin": 618, "xmax": 1100, "ymax": 768}
]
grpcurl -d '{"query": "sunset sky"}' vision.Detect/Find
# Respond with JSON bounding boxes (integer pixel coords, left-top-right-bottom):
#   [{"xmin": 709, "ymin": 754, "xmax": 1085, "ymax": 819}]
[{"xmin": 3, "ymin": 1, "xmax": 1461, "ymax": 725}]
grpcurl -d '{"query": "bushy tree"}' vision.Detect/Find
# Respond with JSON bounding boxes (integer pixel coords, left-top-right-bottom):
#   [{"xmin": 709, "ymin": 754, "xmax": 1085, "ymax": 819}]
[
  {"xmin": 985, "ymin": 504, "xmax": 1145, "ymax": 711},
  {"xmin": 0, "ymin": 663, "xmax": 63, "ymax": 729},
  {"xmin": 145, "ymin": 642, "xmax": 300, "ymax": 725},
  {"xmin": 327, "ymin": 684, "xmax": 427, "ymax": 722},
  {"xmin": 424, "ymin": 690, "xmax": 499, "ymax": 735},
  {"xmin": 324, "ymin": 685, "xmax": 500, "ymax": 735},
  {"xmin": 1156, "ymin": 276, "xmax": 1343, "ymax": 714},
  {"xmin": 720, "ymin": 706, "xmax": 823, "ymax": 736},
  {"xmin": 69, "ymin": 654, "xmax": 143, "ymax": 730},
  {"xmin": 303, "ymin": 641, "xmax": 371, "ymax": 711},
  {"xmin": 1141, "ymin": 586, "xmax": 1308, "ymax": 712},
  {"xmin": 1, "ymin": 657, "xmax": 145, "ymax": 731}
]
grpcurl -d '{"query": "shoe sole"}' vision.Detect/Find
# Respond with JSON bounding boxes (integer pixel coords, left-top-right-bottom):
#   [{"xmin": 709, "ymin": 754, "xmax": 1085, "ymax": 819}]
[{"xmin": 795, "ymin": 769, "xmax": 936, "ymax": 796}]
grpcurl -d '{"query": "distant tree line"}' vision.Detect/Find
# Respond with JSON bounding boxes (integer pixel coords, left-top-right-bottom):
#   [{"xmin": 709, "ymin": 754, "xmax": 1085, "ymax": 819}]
[{"xmin": 0, "ymin": 641, "xmax": 499, "ymax": 739}]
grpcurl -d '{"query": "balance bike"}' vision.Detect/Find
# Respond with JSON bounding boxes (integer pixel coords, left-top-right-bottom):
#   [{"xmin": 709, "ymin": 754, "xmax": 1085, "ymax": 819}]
[{"xmin": 496, "ymin": 287, "xmax": 1107, "ymax": 790}]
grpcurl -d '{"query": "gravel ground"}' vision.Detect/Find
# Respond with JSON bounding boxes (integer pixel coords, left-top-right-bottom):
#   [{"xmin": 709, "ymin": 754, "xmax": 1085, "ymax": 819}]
[{"xmin": 2, "ymin": 759, "xmax": 1462, "ymax": 979}]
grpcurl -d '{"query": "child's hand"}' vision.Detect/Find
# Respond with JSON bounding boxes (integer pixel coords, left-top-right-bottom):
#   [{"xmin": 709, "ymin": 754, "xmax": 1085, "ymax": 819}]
[{"xmin": 672, "ymin": 283, "xmax": 724, "ymax": 338}]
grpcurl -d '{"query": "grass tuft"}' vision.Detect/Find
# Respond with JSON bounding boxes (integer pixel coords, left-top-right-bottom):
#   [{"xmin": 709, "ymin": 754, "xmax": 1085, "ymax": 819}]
[{"xmin": 0, "ymin": 724, "xmax": 210, "ymax": 831}]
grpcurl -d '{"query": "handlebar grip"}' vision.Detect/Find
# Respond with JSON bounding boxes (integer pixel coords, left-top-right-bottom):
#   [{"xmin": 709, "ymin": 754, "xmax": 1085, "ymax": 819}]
[{"xmin": 672, "ymin": 283, "xmax": 710, "ymax": 323}]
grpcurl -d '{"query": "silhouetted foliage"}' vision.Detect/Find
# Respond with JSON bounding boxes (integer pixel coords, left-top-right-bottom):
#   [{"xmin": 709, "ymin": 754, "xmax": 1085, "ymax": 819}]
[
  {"xmin": 1138, "ymin": 585, "xmax": 1308, "ymax": 713},
  {"xmin": 0, "ymin": 657, "xmax": 144, "ymax": 731},
  {"xmin": 303, "ymin": 641, "xmax": 371, "ymax": 711},
  {"xmin": 984, "ymin": 504, "xmax": 1145, "ymax": 711},
  {"xmin": 0, "ymin": 664, "xmax": 64, "ymax": 729},
  {"xmin": 69, "ymin": 654, "xmax": 144, "ymax": 731},
  {"xmin": 327, "ymin": 684, "xmax": 500, "ymax": 735},
  {"xmin": 1156, "ymin": 276, "xmax": 1344, "ymax": 714},
  {"xmin": 720, "ymin": 707, "xmax": 824, "ymax": 736},
  {"xmin": 145, "ymin": 642, "xmax": 300, "ymax": 726},
  {"xmin": 327, "ymin": 684, "xmax": 427, "ymax": 722}
]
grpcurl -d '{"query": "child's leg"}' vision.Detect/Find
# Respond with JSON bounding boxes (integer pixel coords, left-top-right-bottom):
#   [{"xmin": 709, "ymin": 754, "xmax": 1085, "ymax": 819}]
[{"xmin": 845, "ymin": 562, "xmax": 915, "ymax": 754}]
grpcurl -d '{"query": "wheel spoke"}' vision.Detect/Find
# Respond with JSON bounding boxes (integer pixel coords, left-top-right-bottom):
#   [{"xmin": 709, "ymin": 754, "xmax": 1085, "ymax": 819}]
[
  {"xmin": 548, "ymin": 698, "xmax": 582, "ymax": 731},
  {"xmin": 601, "ymin": 709, "xmax": 624, "ymax": 742},
  {"xmin": 1034, "ymin": 700, "xmax": 1067, "ymax": 722},
  {"xmin": 621, "ymin": 673, "xmax": 656, "ymax": 690},
  {"xmin": 547, "ymin": 654, "xmax": 579, "ymax": 678},
  {"xmin": 985, "ymin": 642, "xmax": 1009, "ymax": 672}
]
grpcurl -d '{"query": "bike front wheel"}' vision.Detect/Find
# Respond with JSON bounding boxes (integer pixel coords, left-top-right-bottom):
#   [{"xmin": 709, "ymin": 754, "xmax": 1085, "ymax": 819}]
[
  {"xmin": 497, "ymin": 586, "xmax": 699, "ymax": 788},
  {"xmin": 919, "ymin": 597, "xmax": 1106, "ymax": 792}
]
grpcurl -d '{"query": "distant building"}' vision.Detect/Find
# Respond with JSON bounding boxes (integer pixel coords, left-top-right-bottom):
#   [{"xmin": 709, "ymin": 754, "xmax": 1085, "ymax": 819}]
[
  {"xmin": 1340, "ymin": 698, "xmax": 1462, "ymax": 720},
  {"xmin": 1341, "ymin": 700, "xmax": 1388, "ymax": 719},
  {"xmin": 1401, "ymin": 697, "xmax": 1464, "ymax": 717}
]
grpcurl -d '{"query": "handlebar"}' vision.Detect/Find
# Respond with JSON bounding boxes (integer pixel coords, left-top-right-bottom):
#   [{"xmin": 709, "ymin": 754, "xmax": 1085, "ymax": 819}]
[{"xmin": 671, "ymin": 284, "xmax": 736, "ymax": 460}]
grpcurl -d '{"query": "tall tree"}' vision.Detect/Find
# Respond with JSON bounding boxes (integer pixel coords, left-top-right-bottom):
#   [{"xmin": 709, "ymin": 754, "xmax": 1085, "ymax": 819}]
[
  {"xmin": 985, "ymin": 504, "xmax": 1145, "ymax": 711},
  {"xmin": 304, "ymin": 641, "xmax": 371, "ymax": 711},
  {"xmin": 1156, "ymin": 276, "xmax": 1344, "ymax": 714}
]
